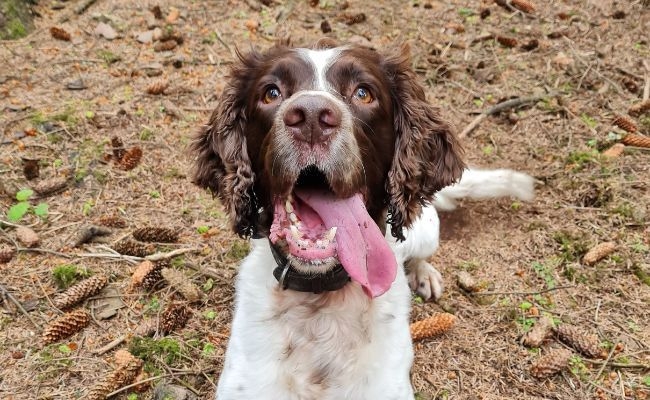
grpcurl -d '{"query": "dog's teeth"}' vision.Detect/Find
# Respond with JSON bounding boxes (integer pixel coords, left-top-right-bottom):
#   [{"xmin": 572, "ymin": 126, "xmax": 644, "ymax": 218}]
[
  {"xmin": 290, "ymin": 225, "xmax": 301, "ymax": 240},
  {"xmin": 325, "ymin": 227, "xmax": 337, "ymax": 241},
  {"xmin": 316, "ymin": 239, "xmax": 324, "ymax": 248},
  {"xmin": 297, "ymin": 239, "xmax": 309, "ymax": 248},
  {"xmin": 289, "ymin": 212, "xmax": 298, "ymax": 223},
  {"xmin": 285, "ymin": 200, "xmax": 293, "ymax": 213},
  {"xmin": 321, "ymin": 238, "xmax": 330, "ymax": 247}
]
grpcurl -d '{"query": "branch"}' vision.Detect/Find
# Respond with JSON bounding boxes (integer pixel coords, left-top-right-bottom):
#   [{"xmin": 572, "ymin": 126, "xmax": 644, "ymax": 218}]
[
  {"xmin": 472, "ymin": 285, "xmax": 575, "ymax": 296},
  {"xmin": 459, "ymin": 92, "xmax": 559, "ymax": 138},
  {"xmin": 0, "ymin": 284, "xmax": 41, "ymax": 331}
]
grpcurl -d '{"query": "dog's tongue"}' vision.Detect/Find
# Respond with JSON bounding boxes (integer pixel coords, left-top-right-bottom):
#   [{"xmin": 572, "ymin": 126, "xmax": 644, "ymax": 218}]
[{"xmin": 295, "ymin": 189, "xmax": 397, "ymax": 297}]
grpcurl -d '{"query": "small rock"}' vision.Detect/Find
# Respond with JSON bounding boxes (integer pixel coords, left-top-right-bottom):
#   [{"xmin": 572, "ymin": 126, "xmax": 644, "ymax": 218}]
[
  {"xmin": 66, "ymin": 78, "xmax": 86, "ymax": 90},
  {"xmin": 153, "ymin": 384, "xmax": 197, "ymax": 400},
  {"xmin": 136, "ymin": 30, "xmax": 154, "ymax": 43},
  {"xmin": 95, "ymin": 22, "xmax": 117, "ymax": 40}
]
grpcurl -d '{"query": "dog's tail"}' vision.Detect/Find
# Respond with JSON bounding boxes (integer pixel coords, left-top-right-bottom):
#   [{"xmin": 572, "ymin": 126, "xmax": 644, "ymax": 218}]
[{"xmin": 432, "ymin": 168, "xmax": 535, "ymax": 211}]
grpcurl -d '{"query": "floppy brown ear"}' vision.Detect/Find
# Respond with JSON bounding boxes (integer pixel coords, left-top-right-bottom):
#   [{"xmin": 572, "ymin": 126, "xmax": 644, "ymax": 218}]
[
  {"xmin": 192, "ymin": 50, "xmax": 262, "ymax": 238},
  {"xmin": 384, "ymin": 44, "xmax": 465, "ymax": 240}
]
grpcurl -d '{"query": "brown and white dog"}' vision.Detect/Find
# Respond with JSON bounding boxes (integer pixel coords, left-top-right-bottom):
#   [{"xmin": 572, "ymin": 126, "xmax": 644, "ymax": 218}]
[{"xmin": 193, "ymin": 40, "xmax": 534, "ymax": 399}]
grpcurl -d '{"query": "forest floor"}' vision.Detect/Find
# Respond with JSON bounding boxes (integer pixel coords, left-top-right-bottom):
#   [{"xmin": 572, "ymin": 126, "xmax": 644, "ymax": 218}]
[{"xmin": 1, "ymin": 0, "xmax": 649, "ymax": 399}]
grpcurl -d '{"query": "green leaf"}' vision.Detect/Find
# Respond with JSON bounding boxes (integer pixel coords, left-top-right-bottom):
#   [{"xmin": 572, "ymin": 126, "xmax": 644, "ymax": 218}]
[
  {"xmin": 202, "ymin": 342, "xmax": 216, "ymax": 357},
  {"xmin": 15, "ymin": 189, "xmax": 34, "ymax": 202},
  {"xmin": 643, "ymin": 376, "xmax": 650, "ymax": 387},
  {"xmin": 204, "ymin": 310, "xmax": 217, "ymax": 320},
  {"xmin": 33, "ymin": 203, "xmax": 49, "ymax": 217},
  {"xmin": 519, "ymin": 301, "xmax": 533, "ymax": 310},
  {"xmin": 8, "ymin": 202, "xmax": 30, "ymax": 222}
]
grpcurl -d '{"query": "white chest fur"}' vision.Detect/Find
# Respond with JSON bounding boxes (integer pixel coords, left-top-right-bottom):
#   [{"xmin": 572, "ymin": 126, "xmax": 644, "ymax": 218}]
[{"xmin": 216, "ymin": 239, "xmax": 415, "ymax": 400}]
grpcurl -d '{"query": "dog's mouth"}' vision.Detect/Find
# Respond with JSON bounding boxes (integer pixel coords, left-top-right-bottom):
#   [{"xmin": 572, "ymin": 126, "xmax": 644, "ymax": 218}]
[{"xmin": 269, "ymin": 166, "xmax": 397, "ymax": 297}]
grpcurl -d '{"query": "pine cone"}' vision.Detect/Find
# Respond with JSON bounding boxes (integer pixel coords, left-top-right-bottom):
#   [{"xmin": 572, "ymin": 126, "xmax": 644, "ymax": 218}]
[
  {"xmin": 530, "ymin": 348, "xmax": 572, "ymax": 378},
  {"xmin": 132, "ymin": 226, "xmax": 179, "ymax": 243},
  {"xmin": 113, "ymin": 349, "xmax": 138, "ymax": 367},
  {"xmin": 33, "ymin": 177, "xmax": 68, "ymax": 196},
  {"xmin": 110, "ymin": 136, "xmax": 125, "ymax": 162},
  {"xmin": 161, "ymin": 268, "xmax": 202, "ymax": 302},
  {"xmin": 131, "ymin": 260, "xmax": 164, "ymax": 290},
  {"xmin": 15, "ymin": 226, "xmax": 39, "ymax": 248},
  {"xmin": 613, "ymin": 115, "xmax": 638, "ymax": 133},
  {"xmin": 583, "ymin": 242, "xmax": 616, "ymax": 265},
  {"xmin": 522, "ymin": 316, "xmax": 554, "ymax": 347},
  {"xmin": 113, "ymin": 238, "xmax": 155, "ymax": 257},
  {"xmin": 621, "ymin": 133, "xmax": 650, "ymax": 149},
  {"xmin": 410, "ymin": 313, "xmax": 457, "ymax": 341},
  {"xmin": 521, "ymin": 39, "xmax": 539, "ymax": 51},
  {"xmin": 456, "ymin": 271, "xmax": 479, "ymax": 292},
  {"xmin": 97, "ymin": 214, "xmax": 127, "ymax": 228},
  {"xmin": 554, "ymin": 324, "xmax": 604, "ymax": 359},
  {"xmin": 511, "ymin": 0, "xmax": 535, "ymax": 13},
  {"xmin": 0, "ymin": 245, "xmax": 16, "ymax": 263},
  {"xmin": 153, "ymin": 39, "xmax": 177, "ymax": 52},
  {"xmin": 52, "ymin": 275, "xmax": 108, "ymax": 310},
  {"xmin": 50, "ymin": 27, "xmax": 71, "ymax": 41},
  {"xmin": 496, "ymin": 36, "xmax": 518, "ymax": 48},
  {"xmin": 86, "ymin": 351, "xmax": 143, "ymax": 400},
  {"xmin": 601, "ymin": 143, "xmax": 625, "ymax": 158},
  {"xmin": 628, "ymin": 99, "xmax": 650, "ymax": 117},
  {"xmin": 146, "ymin": 79, "xmax": 168, "ymax": 95},
  {"xmin": 160, "ymin": 303, "xmax": 190, "ymax": 334},
  {"xmin": 42, "ymin": 309, "xmax": 90, "ymax": 344},
  {"xmin": 119, "ymin": 146, "xmax": 143, "ymax": 171},
  {"xmin": 72, "ymin": 225, "xmax": 112, "ymax": 247}
]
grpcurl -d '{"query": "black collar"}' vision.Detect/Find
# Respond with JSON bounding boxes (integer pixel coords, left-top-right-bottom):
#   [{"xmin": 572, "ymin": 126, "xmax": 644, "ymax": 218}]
[{"xmin": 269, "ymin": 241, "xmax": 350, "ymax": 293}]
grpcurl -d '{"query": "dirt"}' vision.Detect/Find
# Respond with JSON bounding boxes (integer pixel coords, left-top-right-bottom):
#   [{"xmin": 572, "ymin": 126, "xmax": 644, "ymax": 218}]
[{"xmin": 1, "ymin": 0, "xmax": 649, "ymax": 399}]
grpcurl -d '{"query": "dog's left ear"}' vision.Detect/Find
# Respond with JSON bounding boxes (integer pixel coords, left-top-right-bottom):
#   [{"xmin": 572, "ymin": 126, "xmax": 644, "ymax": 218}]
[{"xmin": 383, "ymin": 44, "xmax": 465, "ymax": 240}]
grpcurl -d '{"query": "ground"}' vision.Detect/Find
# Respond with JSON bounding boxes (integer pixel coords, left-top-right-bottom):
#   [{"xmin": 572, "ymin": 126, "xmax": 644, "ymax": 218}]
[{"xmin": 0, "ymin": 0, "xmax": 649, "ymax": 399}]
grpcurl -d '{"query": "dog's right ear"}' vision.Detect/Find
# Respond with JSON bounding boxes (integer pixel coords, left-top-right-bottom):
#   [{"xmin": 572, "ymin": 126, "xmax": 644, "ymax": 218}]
[{"xmin": 192, "ymin": 49, "xmax": 263, "ymax": 238}]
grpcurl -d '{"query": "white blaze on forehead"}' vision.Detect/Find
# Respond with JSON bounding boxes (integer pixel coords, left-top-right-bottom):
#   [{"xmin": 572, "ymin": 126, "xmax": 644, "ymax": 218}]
[{"xmin": 298, "ymin": 48, "xmax": 342, "ymax": 91}]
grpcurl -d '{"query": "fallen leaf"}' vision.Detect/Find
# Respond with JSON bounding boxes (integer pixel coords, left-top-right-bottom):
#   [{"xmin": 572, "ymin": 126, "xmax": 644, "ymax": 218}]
[
  {"xmin": 552, "ymin": 52, "xmax": 574, "ymax": 67},
  {"xmin": 136, "ymin": 31, "xmax": 154, "ymax": 43},
  {"xmin": 166, "ymin": 7, "xmax": 180, "ymax": 23},
  {"xmin": 91, "ymin": 286, "xmax": 125, "ymax": 320}
]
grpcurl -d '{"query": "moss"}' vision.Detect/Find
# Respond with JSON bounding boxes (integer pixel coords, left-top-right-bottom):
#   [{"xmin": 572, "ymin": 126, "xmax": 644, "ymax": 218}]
[{"xmin": 1, "ymin": 0, "xmax": 34, "ymax": 39}]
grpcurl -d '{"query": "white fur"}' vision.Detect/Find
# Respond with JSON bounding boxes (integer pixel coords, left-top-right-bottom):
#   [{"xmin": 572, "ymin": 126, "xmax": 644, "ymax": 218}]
[
  {"xmin": 299, "ymin": 48, "xmax": 342, "ymax": 91},
  {"xmin": 216, "ymin": 168, "xmax": 535, "ymax": 399}
]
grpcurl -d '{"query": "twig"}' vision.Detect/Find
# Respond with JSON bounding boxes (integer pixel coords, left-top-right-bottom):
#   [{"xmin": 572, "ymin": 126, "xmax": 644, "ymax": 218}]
[
  {"xmin": 145, "ymin": 247, "xmax": 201, "ymax": 261},
  {"xmin": 92, "ymin": 335, "xmax": 127, "ymax": 355},
  {"xmin": 593, "ymin": 345, "xmax": 617, "ymax": 381},
  {"xmin": 74, "ymin": 0, "xmax": 98, "ymax": 15},
  {"xmin": 472, "ymin": 285, "xmax": 575, "ymax": 296},
  {"xmin": 642, "ymin": 60, "xmax": 650, "ymax": 101},
  {"xmin": 587, "ymin": 361, "xmax": 649, "ymax": 370},
  {"xmin": 0, "ymin": 284, "xmax": 41, "ymax": 330},
  {"xmin": 459, "ymin": 92, "xmax": 559, "ymax": 138},
  {"xmin": 19, "ymin": 247, "xmax": 73, "ymax": 258}
]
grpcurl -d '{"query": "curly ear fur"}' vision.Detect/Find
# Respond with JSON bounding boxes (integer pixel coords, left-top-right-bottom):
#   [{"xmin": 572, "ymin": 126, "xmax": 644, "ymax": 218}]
[
  {"xmin": 384, "ymin": 44, "xmax": 465, "ymax": 240},
  {"xmin": 192, "ymin": 48, "xmax": 271, "ymax": 238}
]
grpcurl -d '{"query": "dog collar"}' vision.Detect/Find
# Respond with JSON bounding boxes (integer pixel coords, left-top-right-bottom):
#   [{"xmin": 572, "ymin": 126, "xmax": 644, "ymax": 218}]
[{"xmin": 269, "ymin": 241, "xmax": 350, "ymax": 293}]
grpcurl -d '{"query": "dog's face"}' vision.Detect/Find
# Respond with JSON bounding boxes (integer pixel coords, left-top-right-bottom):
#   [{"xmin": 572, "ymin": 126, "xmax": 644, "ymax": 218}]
[{"xmin": 193, "ymin": 40, "xmax": 464, "ymax": 296}]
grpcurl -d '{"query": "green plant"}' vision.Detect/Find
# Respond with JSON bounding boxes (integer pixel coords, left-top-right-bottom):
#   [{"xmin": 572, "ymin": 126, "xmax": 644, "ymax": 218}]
[
  {"xmin": 196, "ymin": 225, "xmax": 210, "ymax": 234},
  {"xmin": 129, "ymin": 337, "xmax": 183, "ymax": 365},
  {"xmin": 202, "ymin": 278, "xmax": 214, "ymax": 292},
  {"xmin": 642, "ymin": 376, "xmax": 650, "ymax": 387},
  {"xmin": 149, "ymin": 190, "xmax": 161, "ymax": 199},
  {"xmin": 6, "ymin": 189, "xmax": 49, "ymax": 222},
  {"xmin": 204, "ymin": 310, "xmax": 217, "ymax": 320},
  {"xmin": 532, "ymin": 261, "xmax": 557, "ymax": 289},
  {"xmin": 569, "ymin": 355, "xmax": 589, "ymax": 380},
  {"xmin": 51, "ymin": 264, "xmax": 89, "ymax": 289},
  {"xmin": 202, "ymin": 342, "xmax": 216, "ymax": 357}
]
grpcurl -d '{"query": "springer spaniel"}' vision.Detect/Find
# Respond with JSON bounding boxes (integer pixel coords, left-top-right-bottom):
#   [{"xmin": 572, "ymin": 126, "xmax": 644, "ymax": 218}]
[{"xmin": 193, "ymin": 39, "xmax": 534, "ymax": 399}]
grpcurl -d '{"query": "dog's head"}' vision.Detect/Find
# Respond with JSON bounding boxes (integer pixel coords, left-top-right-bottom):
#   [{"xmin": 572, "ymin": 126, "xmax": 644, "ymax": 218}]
[{"xmin": 193, "ymin": 40, "xmax": 464, "ymax": 296}]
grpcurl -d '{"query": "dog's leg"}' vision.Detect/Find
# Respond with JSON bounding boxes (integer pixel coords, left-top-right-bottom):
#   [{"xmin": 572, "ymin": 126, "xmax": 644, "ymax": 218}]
[{"xmin": 406, "ymin": 258, "xmax": 444, "ymax": 301}]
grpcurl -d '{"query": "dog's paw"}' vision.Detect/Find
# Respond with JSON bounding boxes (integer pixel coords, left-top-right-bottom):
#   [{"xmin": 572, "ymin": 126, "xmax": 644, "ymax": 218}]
[{"xmin": 406, "ymin": 260, "xmax": 444, "ymax": 301}]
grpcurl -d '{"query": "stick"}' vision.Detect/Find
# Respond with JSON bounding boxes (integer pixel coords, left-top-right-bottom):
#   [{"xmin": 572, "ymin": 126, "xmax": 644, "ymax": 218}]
[
  {"xmin": 105, "ymin": 369, "xmax": 217, "ymax": 398},
  {"xmin": 0, "ymin": 284, "xmax": 41, "ymax": 330},
  {"xmin": 92, "ymin": 335, "xmax": 127, "ymax": 355},
  {"xmin": 74, "ymin": 0, "xmax": 98, "ymax": 15},
  {"xmin": 459, "ymin": 92, "xmax": 558, "ymax": 138},
  {"xmin": 472, "ymin": 284, "xmax": 575, "ymax": 296}
]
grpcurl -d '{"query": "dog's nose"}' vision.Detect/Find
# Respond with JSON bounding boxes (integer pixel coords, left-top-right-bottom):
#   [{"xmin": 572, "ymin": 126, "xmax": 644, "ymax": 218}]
[{"xmin": 283, "ymin": 95, "xmax": 342, "ymax": 144}]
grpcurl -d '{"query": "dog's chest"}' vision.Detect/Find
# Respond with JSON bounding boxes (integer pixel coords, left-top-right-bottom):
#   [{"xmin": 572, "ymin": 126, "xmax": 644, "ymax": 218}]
[{"xmin": 270, "ymin": 288, "xmax": 374, "ymax": 394}]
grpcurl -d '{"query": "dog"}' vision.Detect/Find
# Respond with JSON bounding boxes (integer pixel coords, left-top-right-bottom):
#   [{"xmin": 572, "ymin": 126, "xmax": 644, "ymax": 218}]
[{"xmin": 192, "ymin": 39, "xmax": 534, "ymax": 399}]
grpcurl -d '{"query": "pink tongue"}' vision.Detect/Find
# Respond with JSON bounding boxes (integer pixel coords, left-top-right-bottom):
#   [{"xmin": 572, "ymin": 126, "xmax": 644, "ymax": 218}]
[{"xmin": 295, "ymin": 189, "xmax": 397, "ymax": 297}]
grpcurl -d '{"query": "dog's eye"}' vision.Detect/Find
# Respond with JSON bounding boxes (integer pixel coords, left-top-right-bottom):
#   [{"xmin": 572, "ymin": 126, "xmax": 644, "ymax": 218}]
[
  {"xmin": 263, "ymin": 87, "xmax": 282, "ymax": 104},
  {"xmin": 353, "ymin": 87, "xmax": 373, "ymax": 104}
]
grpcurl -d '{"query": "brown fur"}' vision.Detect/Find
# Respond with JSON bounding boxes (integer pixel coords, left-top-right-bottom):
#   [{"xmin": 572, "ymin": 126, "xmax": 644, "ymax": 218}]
[{"xmin": 192, "ymin": 42, "xmax": 465, "ymax": 240}]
